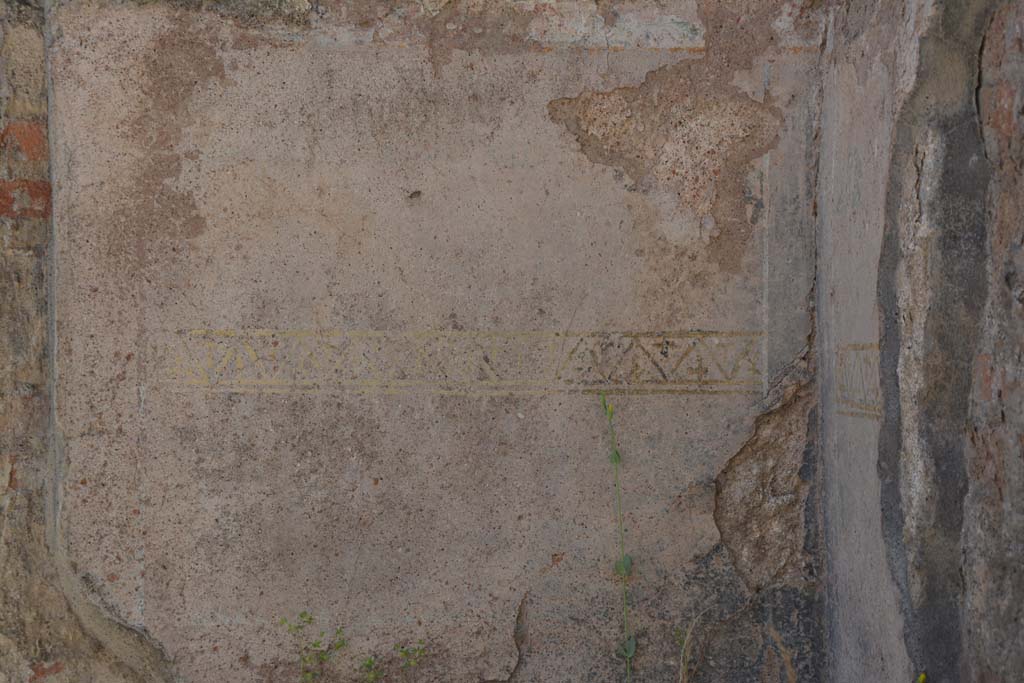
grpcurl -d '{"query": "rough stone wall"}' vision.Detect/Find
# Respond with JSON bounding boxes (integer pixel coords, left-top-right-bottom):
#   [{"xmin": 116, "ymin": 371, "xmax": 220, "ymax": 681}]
[
  {"xmin": 964, "ymin": 3, "xmax": 1024, "ymax": 681},
  {"xmin": 819, "ymin": 0, "xmax": 1024, "ymax": 681}
]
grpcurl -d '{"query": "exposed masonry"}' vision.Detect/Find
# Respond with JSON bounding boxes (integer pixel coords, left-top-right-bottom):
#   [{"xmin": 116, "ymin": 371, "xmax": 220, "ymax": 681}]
[
  {"xmin": 547, "ymin": 0, "xmax": 823, "ymax": 273},
  {"xmin": 963, "ymin": 3, "xmax": 1024, "ymax": 679},
  {"xmin": 715, "ymin": 381, "xmax": 815, "ymax": 593},
  {"xmin": 548, "ymin": 74, "xmax": 780, "ymax": 273}
]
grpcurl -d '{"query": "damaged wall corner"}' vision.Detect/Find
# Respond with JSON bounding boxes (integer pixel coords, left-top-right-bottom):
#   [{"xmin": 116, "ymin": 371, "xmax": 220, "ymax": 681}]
[{"xmin": 715, "ymin": 380, "xmax": 817, "ymax": 596}]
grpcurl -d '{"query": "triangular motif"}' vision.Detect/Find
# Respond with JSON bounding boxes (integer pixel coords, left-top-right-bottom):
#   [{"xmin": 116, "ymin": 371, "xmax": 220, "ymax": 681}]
[{"xmin": 607, "ymin": 336, "xmax": 669, "ymax": 383}]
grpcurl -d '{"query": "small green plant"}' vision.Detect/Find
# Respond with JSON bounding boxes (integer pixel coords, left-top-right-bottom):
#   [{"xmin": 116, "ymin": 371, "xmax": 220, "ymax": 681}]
[
  {"xmin": 279, "ymin": 611, "xmax": 347, "ymax": 682},
  {"xmin": 360, "ymin": 655, "xmax": 384, "ymax": 682},
  {"xmin": 601, "ymin": 394, "xmax": 636, "ymax": 681},
  {"xmin": 674, "ymin": 609, "xmax": 708, "ymax": 683},
  {"xmin": 395, "ymin": 640, "xmax": 427, "ymax": 668},
  {"xmin": 916, "ymin": 674, "xmax": 927, "ymax": 683}
]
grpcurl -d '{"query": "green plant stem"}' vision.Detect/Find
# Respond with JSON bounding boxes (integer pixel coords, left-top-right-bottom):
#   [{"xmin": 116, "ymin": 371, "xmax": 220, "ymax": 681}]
[
  {"xmin": 675, "ymin": 607, "xmax": 710, "ymax": 683},
  {"xmin": 614, "ymin": 457, "xmax": 630, "ymax": 653},
  {"xmin": 677, "ymin": 612, "xmax": 700, "ymax": 683},
  {"xmin": 605, "ymin": 401, "xmax": 632, "ymax": 682}
]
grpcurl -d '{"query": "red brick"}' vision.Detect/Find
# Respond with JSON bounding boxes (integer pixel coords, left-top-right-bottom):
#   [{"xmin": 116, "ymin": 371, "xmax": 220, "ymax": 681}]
[
  {"xmin": 29, "ymin": 662, "xmax": 64, "ymax": 682},
  {"xmin": 0, "ymin": 179, "xmax": 50, "ymax": 219},
  {"xmin": 0, "ymin": 121, "xmax": 48, "ymax": 162}
]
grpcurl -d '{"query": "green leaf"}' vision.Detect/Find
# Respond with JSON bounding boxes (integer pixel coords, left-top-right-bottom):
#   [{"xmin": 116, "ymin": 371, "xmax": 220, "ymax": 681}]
[
  {"xmin": 614, "ymin": 554, "xmax": 633, "ymax": 577},
  {"xmin": 616, "ymin": 635, "xmax": 637, "ymax": 659},
  {"xmin": 609, "ymin": 448, "xmax": 621, "ymax": 464}
]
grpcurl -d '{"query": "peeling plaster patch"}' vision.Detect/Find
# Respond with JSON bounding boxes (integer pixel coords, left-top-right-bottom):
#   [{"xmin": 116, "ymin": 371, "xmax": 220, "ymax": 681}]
[
  {"xmin": 548, "ymin": 75, "xmax": 779, "ymax": 270},
  {"xmin": 153, "ymin": 0, "xmax": 313, "ymax": 24},
  {"xmin": 108, "ymin": 16, "xmax": 227, "ymax": 267},
  {"xmin": 0, "ymin": 24, "xmax": 46, "ymax": 118},
  {"xmin": 419, "ymin": 0, "xmax": 452, "ymax": 17},
  {"xmin": 714, "ymin": 383, "xmax": 814, "ymax": 592},
  {"xmin": 653, "ymin": 98, "xmax": 776, "ymax": 217},
  {"xmin": 544, "ymin": 0, "xmax": 827, "ymax": 272},
  {"xmin": 520, "ymin": 1, "xmax": 704, "ymax": 50},
  {"xmin": 197, "ymin": 0, "xmax": 706, "ymax": 55},
  {"xmin": 771, "ymin": 1, "xmax": 826, "ymax": 50}
]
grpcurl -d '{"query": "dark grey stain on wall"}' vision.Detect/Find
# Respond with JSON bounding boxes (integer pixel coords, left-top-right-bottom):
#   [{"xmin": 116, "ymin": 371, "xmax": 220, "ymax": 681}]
[{"xmin": 877, "ymin": 1, "xmax": 997, "ymax": 681}]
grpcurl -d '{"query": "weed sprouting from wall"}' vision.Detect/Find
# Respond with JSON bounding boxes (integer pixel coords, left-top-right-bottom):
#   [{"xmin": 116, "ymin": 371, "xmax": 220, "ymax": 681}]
[
  {"xmin": 674, "ymin": 608, "xmax": 709, "ymax": 683},
  {"xmin": 280, "ymin": 611, "xmax": 347, "ymax": 682},
  {"xmin": 360, "ymin": 655, "xmax": 384, "ymax": 682},
  {"xmin": 395, "ymin": 640, "xmax": 428, "ymax": 669},
  {"xmin": 281, "ymin": 613, "xmax": 433, "ymax": 681},
  {"xmin": 601, "ymin": 394, "xmax": 636, "ymax": 681}
]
